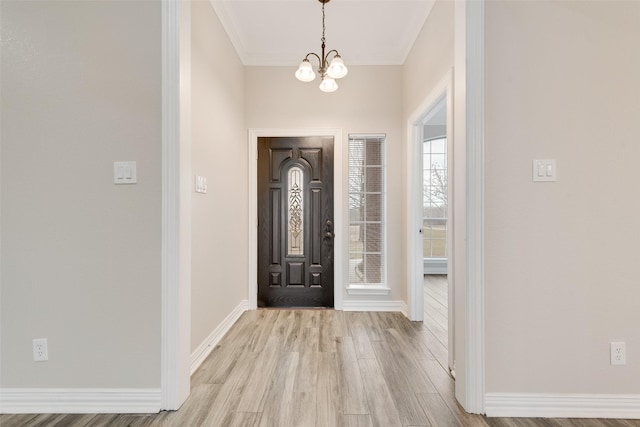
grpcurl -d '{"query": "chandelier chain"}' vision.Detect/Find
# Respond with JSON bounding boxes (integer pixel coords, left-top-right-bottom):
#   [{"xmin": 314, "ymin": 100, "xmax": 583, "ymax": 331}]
[{"xmin": 321, "ymin": 1, "xmax": 326, "ymax": 43}]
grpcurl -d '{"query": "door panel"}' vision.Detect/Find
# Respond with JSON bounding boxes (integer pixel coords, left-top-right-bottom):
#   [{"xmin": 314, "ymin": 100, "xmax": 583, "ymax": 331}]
[{"xmin": 258, "ymin": 136, "xmax": 334, "ymax": 307}]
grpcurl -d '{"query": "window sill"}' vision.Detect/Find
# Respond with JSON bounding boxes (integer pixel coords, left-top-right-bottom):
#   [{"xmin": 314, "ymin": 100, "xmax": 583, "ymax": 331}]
[{"xmin": 346, "ymin": 285, "xmax": 391, "ymax": 296}]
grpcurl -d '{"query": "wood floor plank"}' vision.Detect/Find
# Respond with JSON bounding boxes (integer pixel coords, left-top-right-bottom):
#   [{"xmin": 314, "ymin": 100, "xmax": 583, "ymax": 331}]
[
  {"xmin": 269, "ymin": 310, "xmax": 297, "ymax": 347},
  {"xmin": 236, "ymin": 335, "xmax": 283, "ymax": 412},
  {"xmin": 332, "ymin": 309, "xmax": 349, "ymax": 338},
  {"xmin": 343, "ymin": 414, "xmax": 374, "ymax": 427},
  {"xmin": 316, "ymin": 351, "xmax": 343, "ymax": 427},
  {"xmin": 357, "ymin": 357, "xmax": 403, "ymax": 427},
  {"xmin": 424, "ymin": 298, "xmax": 448, "ymax": 330},
  {"xmin": 363, "ymin": 312, "xmax": 387, "ymax": 342},
  {"xmin": 191, "ymin": 342, "xmax": 248, "ymax": 386},
  {"xmin": 370, "ymin": 340, "xmax": 431, "ymax": 426},
  {"xmin": 417, "ymin": 392, "xmax": 459, "ymax": 427},
  {"xmin": 417, "ymin": 327, "xmax": 449, "ymax": 369},
  {"xmin": 418, "ymin": 359, "xmax": 489, "ymax": 427},
  {"xmin": 284, "ymin": 310, "xmax": 305, "ymax": 351},
  {"xmin": 319, "ymin": 309, "xmax": 338, "ymax": 352},
  {"xmin": 199, "ymin": 350, "xmax": 260, "ymax": 426},
  {"xmin": 161, "ymin": 384, "xmax": 221, "ymax": 427},
  {"xmin": 378, "ymin": 331, "xmax": 438, "ymax": 393},
  {"xmin": 293, "ymin": 347, "xmax": 319, "ymax": 393},
  {"xmin": 346, "ymin": 312, "xmax": 376, "ymax": 359},
  {"xmin": 421, "ymin": 312, "xmax": 448, "ymax": 348},
  {"xmin": 385, "ymin": 321, "xmax": 436, "ymax": 361},
  {"xmin": 424, "ymin": 287, "xmax": 447, "ymax": 310},
  {"xmin": 224, "ymin": 412, "xmax": 262, "ymax": 427},
  {"xmin": 258, "ymin": 351, "xmax": 301, "ymax": 427},
  {"xmin": 39, "ymin": 414, "xmax": 98, "ymax": 427},
  {"xmin": 246, "ymin": 309, "xmax": 279, "ymax": 352},
  {"xmin": 90, "ymin": 414, "xmax": 155, "ymax": 427},
  {"xmin": 336, "ymin": 336, "xmax": 369, "ymax": 415}
]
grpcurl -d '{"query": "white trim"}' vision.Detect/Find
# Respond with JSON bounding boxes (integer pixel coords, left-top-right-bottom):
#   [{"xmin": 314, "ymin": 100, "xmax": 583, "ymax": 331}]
[
  {"xmin": 424, "ymin": 258, "xmax": 448, "ymax": 275},
  {"xmin": 161, "ymin": 0, "xmax": 191, "ymax": 411},
  {"xmin": 342, "ymin": 300, "xmax": 408, "ymax": 316},
  {"xmin": 248, "ymin": 129, "xmax": 344, "ymax": 311},
  {"xmin": 346, "ymin": 285, "xmax": 391, "ymax": 296},
  {"xmin": 0, "ymin": 389, "xmax": 161, "ymax": 414},
  {"xmin": 190, "ymin": 300, "xmax": 248, "ymax": 375},
  {"xmin": 346, "ymin": 133, "xmax": 389, "ymax": 296},
  {"xmin": 464, "ymin": 0, "xmax": 485, "ymax": 414},
  {"xmin": 406, "ymin": 71, "xmax": 453, "ymax": 323},
  {"xmin": 485, "ymin": 393, "xmax": 640, "ymax": 419}
]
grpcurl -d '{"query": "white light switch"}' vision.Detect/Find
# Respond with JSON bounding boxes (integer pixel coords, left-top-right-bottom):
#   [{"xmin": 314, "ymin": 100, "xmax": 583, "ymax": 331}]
[
  {"xmin": 195, "ymin": 175, "xmax": 208, "ymax": 194},
  {"xmin": 533, "ymin": 159, "xmax": 556, "ymax": 182},
  {"xmin": 114, "ymin": 161, "xmax": 137, "ymax": 185}
]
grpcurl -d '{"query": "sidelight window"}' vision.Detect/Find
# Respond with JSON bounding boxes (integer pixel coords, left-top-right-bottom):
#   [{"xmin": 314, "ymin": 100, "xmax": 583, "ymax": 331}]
[
  {"xmin": 287, "ymin": 166, "xmax": 304, "ymax": 256},
  {"xmin": 347, "ymin": 134, "xmax": 388, "ymax": 294}
]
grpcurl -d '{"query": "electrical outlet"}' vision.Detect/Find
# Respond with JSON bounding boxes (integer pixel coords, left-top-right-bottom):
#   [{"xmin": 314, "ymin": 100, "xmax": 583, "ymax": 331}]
[
  {"xmin": 610, "ymin": 341, "xmax": 626, "ymax": 365},
  {"xmin": 33, "ymin": 338, "xmax": 48, "ymax": 362}
]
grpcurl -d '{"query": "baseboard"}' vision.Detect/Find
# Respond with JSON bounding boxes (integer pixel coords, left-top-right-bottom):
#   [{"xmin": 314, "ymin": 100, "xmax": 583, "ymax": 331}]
[
  {"xmin": 190, "ymin": 299, "xmax": 248, "ymax": 375},
  {"xmin": 0, "ymin": 388, "xmax": 161, "ymax": 414},
  {"xmin": 424, "ymin": 257, "xmax": 447, "ymax": 274},
  {"xmin": 342, "ymin": 300, "xmax": 409, "ymax": 317},
  {"xmin": 485, "ymin": 392, "xmax": 640, "ymax": 419}
]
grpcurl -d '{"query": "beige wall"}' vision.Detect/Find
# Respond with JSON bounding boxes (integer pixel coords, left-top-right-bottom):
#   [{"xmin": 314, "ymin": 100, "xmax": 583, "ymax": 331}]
[
  {"xmin": 485, "ymin": 0, "xmax": 640, "ymax": 394},
  {"xmin": 1, "ymin": 1, "xmax": 162, "ymax": 388},
  {"xmin": 403, "ymin": 0, "xmax": 455, "ymax": 117},
  {"xmin": 245, "ymin": 66, "xmax": 405, "ymax": 302},
  {"xmin": 190, "ymin": 1, "xmax": 248, "ymax": 352}
]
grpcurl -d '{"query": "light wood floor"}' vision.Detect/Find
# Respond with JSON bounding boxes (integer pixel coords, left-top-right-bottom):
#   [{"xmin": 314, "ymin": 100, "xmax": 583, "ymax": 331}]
[
  {"xmin": 2, "ymin": 308, "xmax": 638, "ymax": 427},
  {"xmin": 424, "ymin": 274, "xmax": 448, "ymax": 347}
]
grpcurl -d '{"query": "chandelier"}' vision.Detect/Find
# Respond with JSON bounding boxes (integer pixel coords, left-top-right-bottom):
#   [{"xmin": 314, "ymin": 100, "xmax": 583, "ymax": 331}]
[{"xmin": 295, "ymin": 0, "xmax": 348, "ymax": 93}]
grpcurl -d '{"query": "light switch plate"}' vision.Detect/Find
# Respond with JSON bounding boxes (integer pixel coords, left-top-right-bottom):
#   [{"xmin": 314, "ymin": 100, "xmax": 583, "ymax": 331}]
[
  {"xmin": 195, "ymin": 175, "xmax": 208, "ymax": 194},
  {"xmin": 532, "ymin": 159, "xmax": 556, "ymax": 182},
  {"xmin": 114, "ymin": 161, "xmax": 137, "ymax": 185}
]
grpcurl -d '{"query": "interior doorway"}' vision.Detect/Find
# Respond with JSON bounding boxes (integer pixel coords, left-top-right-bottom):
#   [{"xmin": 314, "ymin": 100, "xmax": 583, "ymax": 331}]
[{"xmin": 407, "ymin": 70, "xmax": 454, "ymax": 374}]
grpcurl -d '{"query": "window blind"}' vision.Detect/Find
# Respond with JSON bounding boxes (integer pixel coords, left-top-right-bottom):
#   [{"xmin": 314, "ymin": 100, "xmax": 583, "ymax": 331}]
[{"xmin": 348, "ymin": 134, "xmax": 386, "ymax": 287}]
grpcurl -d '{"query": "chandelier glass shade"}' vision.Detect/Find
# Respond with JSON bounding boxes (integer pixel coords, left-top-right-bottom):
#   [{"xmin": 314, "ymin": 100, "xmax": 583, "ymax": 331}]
[{"xmin": 295, "ymin": 0, "xmax": 348, "ymax": 93}]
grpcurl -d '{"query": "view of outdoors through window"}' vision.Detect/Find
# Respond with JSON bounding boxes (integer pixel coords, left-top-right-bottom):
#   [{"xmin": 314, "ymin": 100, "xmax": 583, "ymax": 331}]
[
  {"xmin": 348, "ymin": 135, "xmax": 385, "ymax": 286},
  {"xmin": 423, "ymin": 137, "xmax": 447, "ymax": 258}
]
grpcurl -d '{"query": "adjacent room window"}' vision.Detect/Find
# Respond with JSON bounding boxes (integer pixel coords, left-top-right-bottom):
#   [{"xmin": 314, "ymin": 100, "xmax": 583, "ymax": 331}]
[
  {"xmin": 348, "ymin": 134, "xmax": 387, "ymax": 291},
  {"xmin": 423, "ymin": 137, "xmax": 448, "ymax": 260}
]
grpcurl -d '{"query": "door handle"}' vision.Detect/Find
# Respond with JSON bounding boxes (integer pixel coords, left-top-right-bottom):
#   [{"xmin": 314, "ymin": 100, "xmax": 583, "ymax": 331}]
[{"xmin": 324, "ymin": 220, "xmax": 334, "ymax": 242}]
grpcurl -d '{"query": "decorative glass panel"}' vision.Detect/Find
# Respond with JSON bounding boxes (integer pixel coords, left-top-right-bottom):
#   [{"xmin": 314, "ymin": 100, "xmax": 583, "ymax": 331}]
[{"xmin": 288, "ymin": 166, "xmax": 304, "ymax": 256}]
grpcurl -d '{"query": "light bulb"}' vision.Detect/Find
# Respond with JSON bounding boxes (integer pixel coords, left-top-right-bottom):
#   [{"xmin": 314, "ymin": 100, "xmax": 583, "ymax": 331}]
[
  {"xmin": 319, "ymin": 77, "xmax": 338, "ymax": 93},
  {"xmin": 295, "ymin": 59, "xmax": 316, "ymax": 82},
  {"xmin": 326, "ymin": 56, "xmax": 348, "ymax": 79}
]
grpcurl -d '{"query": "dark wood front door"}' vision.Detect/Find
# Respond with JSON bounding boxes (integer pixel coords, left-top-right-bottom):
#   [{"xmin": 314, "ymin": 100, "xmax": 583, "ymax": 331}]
[{"xmin": 257, "ymin": 136, "xmax": 334, "ymax": 307}]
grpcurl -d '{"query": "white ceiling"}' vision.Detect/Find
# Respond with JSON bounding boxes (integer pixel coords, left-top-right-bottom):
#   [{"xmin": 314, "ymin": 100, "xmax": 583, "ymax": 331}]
[{"xmin": 210, "ymin": 0, "xmax": 436, "ymax": 66}]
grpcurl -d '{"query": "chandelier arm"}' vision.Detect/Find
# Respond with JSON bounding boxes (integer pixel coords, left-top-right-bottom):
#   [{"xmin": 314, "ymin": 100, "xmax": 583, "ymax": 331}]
[
  {"xmin": 323, "ymin": 49, "xmax": 340, "ymax": 62},
  {"xmin": 304, "ymin": 52, "xmax": 322, "ymax": 65}
]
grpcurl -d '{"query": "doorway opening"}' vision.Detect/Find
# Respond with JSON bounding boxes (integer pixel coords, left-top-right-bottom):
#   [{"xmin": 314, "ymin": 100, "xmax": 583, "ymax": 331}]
[
  {"xmin": 407, "ymin": 70, "xmax": 454, "ymax": 375},
  {"xmin": 421, "ymin": 94, "xmax": 452, "ymax": 374}
]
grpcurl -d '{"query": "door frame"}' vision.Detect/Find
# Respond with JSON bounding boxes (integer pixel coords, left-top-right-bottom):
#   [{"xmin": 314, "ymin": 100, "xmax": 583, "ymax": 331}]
[
  {"xmin": 406, "ymin": 69, "xmax": 454, "ymax": 372},
  {"xmin": 248, "ymin": 129, "xmax": 344, "ymax": 310}
]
